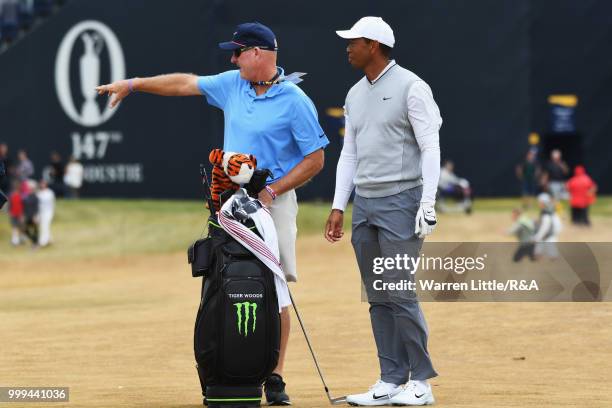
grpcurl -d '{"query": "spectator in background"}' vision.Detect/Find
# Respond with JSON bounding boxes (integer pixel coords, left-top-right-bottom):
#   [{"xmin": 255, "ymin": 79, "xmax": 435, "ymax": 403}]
[
  {"xmin": 16, "ymin": 149, "xmax": 34, "ymax": 181},
  {"xmin": 36, "ymin": 179, "xmax": 55, "ymax": 247},
  {"xmin": 63, "ymin": 156, "xmax": 83, "ymax": 198},
  {"xmin": 516, "ymin": 148, "xmax": 541, "ymax": 208},
  {"xmin": 0, "ymin": 0, "xmax": 20, "ymax": 43},
  {"xmin": 8, "ymin": 180, "xmax": 24, "ymax": 245},
  {"xmin": 566, "ymin": 165, "xmax": 597, "ymax": 226},
  {"xmin": 17, "ymin": 0, "xmax": 35, "ymax": 30},
  {"xmin": 21, "ymin": 180, "xmax": 39, "ymax": 247},
  {"xmin": 47, "ymin": 151, "xmax": 65, "ymax": 197},
  {"xmin": 438, "ymin": 160, "xmax": 472, "ymax": 213},
  {"xmin": 439, "ymin": 160, "xmax": 463, "ymax": 194},
  {"xmin": 544, "ymin": 149, "xmax": 569, "ymax": 201},
  {"xmin": 533, "ymin": 193, "xmax": 562, "ymax": 260},
  {"xmin": 0, "ymin": 142, "xmax": 13, "ymax": 193},
  {"xmin": 507, "ymin": 207, "xmax": 535, "ymax": 262},
  {"xmin": 0, "ymin": 161, "xmax": 7, "ymax": 209}
]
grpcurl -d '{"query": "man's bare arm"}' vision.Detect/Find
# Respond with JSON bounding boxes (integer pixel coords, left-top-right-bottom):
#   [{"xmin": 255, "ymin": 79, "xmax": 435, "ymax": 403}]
[
  {"xmin": 257, "ymin": 149, "xmax": 324, "ymax": 206},
  {"xmin": 271, "ymin": 149, "xmax": 324, "ymax": 195},
  {"xmin": 96, "ymin": 73, "xmax": 200, "ymax": 108}
]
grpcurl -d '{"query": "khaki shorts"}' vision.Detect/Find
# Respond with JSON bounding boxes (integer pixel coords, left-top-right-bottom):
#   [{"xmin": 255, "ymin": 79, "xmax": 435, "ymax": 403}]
[{"xmin": 268, "ymin": 189, "xmax": 298, "ymax": 283}]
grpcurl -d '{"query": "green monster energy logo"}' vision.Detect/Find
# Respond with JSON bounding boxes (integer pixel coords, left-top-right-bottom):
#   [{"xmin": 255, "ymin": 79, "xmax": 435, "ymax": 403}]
[{"xmin": 234, "ymin": 302, "xmax": 258, "ymax": 337}]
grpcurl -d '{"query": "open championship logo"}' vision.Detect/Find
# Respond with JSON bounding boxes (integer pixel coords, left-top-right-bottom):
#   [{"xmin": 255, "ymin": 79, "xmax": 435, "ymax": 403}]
[{"xmin": 55, "ymin": 20, "xmax": 125, "ymax": 127}]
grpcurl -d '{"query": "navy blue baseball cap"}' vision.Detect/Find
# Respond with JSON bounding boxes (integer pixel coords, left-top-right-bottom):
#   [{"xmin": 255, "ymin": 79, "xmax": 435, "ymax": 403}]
[{"xmin": 219, "ymin": 22, "xmax": 278, "ymax": 51}]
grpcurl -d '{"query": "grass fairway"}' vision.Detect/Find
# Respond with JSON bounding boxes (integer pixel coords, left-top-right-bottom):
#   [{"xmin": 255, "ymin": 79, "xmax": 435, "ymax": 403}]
[
  {"xmin": 0, "ymin": 199, "xmax": 347, "ymax": 261},
  {"xmin": 2, "ymin": 196, "xmax": 611, "ymax": 260},
  {"xmin": 1, "ymin": 197, "xmax": 612, "ymax": 407}
]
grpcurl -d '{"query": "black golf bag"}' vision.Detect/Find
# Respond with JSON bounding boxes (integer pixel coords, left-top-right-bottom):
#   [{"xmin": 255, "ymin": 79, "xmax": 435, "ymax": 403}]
[{"xmin": 188, "ymin": 216, "xmax": 280, "ymax": 407}]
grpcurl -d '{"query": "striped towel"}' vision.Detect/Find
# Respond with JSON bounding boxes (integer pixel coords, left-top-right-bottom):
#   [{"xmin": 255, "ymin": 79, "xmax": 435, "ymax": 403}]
[{"xmin": 219, "ymin": 190, "xmax": 289, "ymax": 312}]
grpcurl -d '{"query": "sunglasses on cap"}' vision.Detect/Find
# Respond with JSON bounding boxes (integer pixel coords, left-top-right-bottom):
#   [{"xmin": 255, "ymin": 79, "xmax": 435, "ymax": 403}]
[{"xmin": 233, "ymin": 45, "xmax": 274, "ymax": 58}]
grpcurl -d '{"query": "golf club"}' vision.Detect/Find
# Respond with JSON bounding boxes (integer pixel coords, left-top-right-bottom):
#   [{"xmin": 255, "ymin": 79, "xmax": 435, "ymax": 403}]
[
  {"xmin": 289, "ymin": 290, "xmax": 347, "ymax": 405},
  {"xmin": 199, "ymin": 163, "xmax": 215, "ymax": 217}
]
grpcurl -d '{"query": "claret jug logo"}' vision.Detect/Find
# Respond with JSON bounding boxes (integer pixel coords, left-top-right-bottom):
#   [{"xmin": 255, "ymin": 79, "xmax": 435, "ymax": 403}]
[
  {"xmin": 234, "ymin": 302, "xmax": 258, "ymax": 337},
  {"xmin": 55, "ymin": 20, "xmax": 126, "ymax": 127}
]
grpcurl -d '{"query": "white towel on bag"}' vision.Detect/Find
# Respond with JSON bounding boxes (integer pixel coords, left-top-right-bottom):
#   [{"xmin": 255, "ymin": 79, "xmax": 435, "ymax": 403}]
[{"xmin": 218, "ymin": 192, "xmax": 291, "ymax": 312}]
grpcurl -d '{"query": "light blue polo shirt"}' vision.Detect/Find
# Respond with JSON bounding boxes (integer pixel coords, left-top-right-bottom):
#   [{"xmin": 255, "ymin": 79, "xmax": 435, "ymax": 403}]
[{"xmin": 197, "ymin": 68, "xmax": 329, "ymax": 183}]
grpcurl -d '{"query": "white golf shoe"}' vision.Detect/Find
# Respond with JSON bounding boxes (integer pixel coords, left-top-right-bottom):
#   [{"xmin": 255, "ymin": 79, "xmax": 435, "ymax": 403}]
[
  {"xmin": 346, "ymin": 380, "xmax": 402, "ymax": 406},
  {"xmin": 389, "ymin": 380, "xmax": 435, "ymax": 406}
]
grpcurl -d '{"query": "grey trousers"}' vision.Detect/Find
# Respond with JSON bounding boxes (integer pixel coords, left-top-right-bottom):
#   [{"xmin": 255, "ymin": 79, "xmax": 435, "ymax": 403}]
[{"xmin": 351, "ymin": 186, "xmax": 437, "ymax": 384}]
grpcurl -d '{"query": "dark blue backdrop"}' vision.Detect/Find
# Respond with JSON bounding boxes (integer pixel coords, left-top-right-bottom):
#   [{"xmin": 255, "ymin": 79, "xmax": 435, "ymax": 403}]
[{"xmin": 0, "ymin": 0, "xmax": 610, "ymax": 199}]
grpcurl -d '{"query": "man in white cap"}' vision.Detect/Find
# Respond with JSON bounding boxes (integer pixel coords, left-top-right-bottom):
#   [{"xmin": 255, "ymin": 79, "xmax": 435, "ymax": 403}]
[{"xmin": 325, "ymin": 17, "xmax": 442, "ymax": 405}]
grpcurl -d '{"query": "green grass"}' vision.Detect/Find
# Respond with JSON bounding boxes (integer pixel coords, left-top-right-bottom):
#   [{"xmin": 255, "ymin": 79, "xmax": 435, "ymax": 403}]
[
  {"xmin": 0, "ymin": 199, "xmax": 205, "ymax": 262},
  {"xmin": 1, "ymin": 196, "xmax": 610, "ymax": 262},
  {"xmin": 0, "ymin": 199, "xmax": 347, "ymax": 262}
]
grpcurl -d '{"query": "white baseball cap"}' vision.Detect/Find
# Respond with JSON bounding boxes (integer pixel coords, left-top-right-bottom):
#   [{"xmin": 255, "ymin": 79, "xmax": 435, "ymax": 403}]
[{"xmin": 336, "ymin": 17, "xmax": 395, "ymax": 48}]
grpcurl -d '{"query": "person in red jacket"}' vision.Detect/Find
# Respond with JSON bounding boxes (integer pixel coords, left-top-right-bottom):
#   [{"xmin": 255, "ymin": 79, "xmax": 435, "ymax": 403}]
[
  {"xmin": 8, "ymin": 181, "xmax": 25, "ymax": 245},
  {"xmin": 566, "ymin": 165, "xmax": 597, "ymax": 226}
]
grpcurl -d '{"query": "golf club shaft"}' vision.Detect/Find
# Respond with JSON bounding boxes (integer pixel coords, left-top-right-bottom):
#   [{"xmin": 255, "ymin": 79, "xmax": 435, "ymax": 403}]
[
  {"xmin": 199, "ymin": 164, "xmax": 215, "ymax": 217},
  {"xmin": 288, "ymin": 290, "xmax": 334, "ymax": 397}
]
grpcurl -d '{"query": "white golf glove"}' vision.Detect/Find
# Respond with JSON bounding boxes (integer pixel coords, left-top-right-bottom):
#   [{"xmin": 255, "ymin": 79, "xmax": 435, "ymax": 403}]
[{"xmin": 415, "ymin": 202, "xmax": 437, "ymax": 238}]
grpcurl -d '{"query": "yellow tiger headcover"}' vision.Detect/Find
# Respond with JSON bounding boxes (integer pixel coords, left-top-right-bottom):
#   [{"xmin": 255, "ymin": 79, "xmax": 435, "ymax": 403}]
[{"xmin": 208, "ymin": 149, "xmax": 257, "ymax": 211}]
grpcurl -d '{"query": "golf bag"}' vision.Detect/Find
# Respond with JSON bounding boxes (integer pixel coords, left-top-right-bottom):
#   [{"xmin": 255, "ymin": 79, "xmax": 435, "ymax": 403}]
[{"xmin": 189, "ymin": 216, "xmax": 280, "ymax": 407}]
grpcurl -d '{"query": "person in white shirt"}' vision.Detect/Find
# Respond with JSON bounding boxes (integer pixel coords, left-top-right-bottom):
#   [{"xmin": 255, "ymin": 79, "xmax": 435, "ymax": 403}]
[
  {"xmin": 439, "ymin": 160, "xmax": 463, "ymax": 192},
  {"xmin": 36, "ymin": 179, "xmax": 55, "ymax": 247},
  {"xmin": 438, "ymin": 160, "xmax": 472, "ymax": 213},
  {"xmin": 325, "ymin": 17, "xmax": 441, "ymax": 406},
  {"xmin": 533, "ymin": 193, "xmax": 562, "ymax": 259},
  {"xmin": 63, "ymin": 156, "xmax": 84, "ymax": 199}
]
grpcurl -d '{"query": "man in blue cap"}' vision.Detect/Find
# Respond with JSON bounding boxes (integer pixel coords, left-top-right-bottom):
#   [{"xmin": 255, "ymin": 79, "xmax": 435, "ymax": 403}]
[{"xmin": 97, "ymin": 21, "xmax": 329, "ymax": 406}]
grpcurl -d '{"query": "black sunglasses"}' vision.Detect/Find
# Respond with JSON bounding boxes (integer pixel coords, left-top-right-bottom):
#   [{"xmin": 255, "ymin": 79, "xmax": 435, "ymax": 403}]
[
  {"xmin": 233, "ymin": 46, "xmax": 257, "ymax": 58},
  {"xmin": 233, "ymin": 45, "xmax": 274, "ymax": 58}
]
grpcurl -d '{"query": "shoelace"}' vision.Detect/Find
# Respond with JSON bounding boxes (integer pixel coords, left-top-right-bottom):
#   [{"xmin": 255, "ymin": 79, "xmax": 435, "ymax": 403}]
[
  {"xmin": 404, "ymin": 381, "xmax": 429, "ymax": 395},
  {"xmin": 369, "ymin": 380, "xmax": 397, "ymax": 399},
  {"xmin": 368, "ymin": 380, "xmax": 384, "ymax": 391}
]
